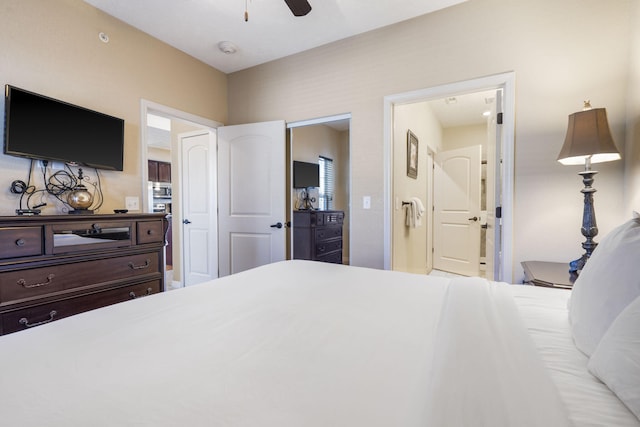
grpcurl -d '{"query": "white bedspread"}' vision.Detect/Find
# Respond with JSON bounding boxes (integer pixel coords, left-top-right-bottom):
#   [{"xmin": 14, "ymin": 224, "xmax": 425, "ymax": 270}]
[
  {"xmin": 512, "ymin": 285, "xmax": 640, "ymax": 427},
  {"xmin": 424, "ymin": 278, "xmax": 570, "ymax": 426},
  {"xmin": 0, "ymin": 261, "xmax": 573, "ymax": 426}
]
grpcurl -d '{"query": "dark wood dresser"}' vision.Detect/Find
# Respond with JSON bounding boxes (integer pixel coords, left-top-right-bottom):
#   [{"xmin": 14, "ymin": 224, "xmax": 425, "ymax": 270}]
[
  {"xmin": 0, "ymin": 213, "xmax": 167, "ymax": 335},
  {"xmin": 293, "ymin": 210, "xmax": 344, "ymax": 264}
]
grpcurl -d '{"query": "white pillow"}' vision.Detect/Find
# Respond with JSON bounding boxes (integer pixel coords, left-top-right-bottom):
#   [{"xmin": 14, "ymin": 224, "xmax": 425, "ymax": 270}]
[
  {"xmin": 588, "ymin": 294, "xmax": 640, "ymax": 420},
  {"xmin": 568, "ymin": 212, "xmax": 640, "ymax": 356}
]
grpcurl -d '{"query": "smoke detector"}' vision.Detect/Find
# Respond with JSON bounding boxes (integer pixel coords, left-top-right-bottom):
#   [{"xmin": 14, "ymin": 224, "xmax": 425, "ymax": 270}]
[{"xmin": 218, "ymin": 41, "xmax": 237, "ymax": 55}]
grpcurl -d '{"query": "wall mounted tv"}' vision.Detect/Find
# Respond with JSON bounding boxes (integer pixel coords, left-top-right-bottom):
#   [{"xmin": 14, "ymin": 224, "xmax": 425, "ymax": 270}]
[
  {"xmin": 293, "ymin": 160, "xmax": 320, "ymax": 188},
  {"xmin": 4, "ymin": 85, "xmax": 124, "ymax": 171}
]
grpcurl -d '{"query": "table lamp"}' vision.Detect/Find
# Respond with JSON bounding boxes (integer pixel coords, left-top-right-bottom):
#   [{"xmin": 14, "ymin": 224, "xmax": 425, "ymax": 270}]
[{"xmin": 557, "ymin": 101, "xmax": 621, "ymax": 273}]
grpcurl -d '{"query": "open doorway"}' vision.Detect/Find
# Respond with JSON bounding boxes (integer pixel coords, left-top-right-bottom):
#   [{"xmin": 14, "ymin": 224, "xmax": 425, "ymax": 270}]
[
  {"xmin": 429, "ymin": 90, "xmax": 498, "ymax": 278},
  {"xmin": 140, "ymin": 100, "xmax": 220, "ymax": 289},
  {"xmin": 288, "ymin": 114, "xmax": 351, "ymax": 265},
  {"xmin": 383, "ymin": 73, "xmax": 515, "ymax": 282}
]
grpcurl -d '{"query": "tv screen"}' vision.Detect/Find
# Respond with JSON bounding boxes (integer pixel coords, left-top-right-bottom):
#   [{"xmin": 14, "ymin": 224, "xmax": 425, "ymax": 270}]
[
  {"xmin": 293, "ymin": 160, "xmax": 320, "ymax": 188},
  {"xmin": 4, "ymin": 85, "xmax": 124, "ymax": 171}
]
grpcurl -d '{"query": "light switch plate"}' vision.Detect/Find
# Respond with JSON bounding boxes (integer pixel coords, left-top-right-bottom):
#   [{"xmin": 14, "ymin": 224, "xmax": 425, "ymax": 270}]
[
  {"xmin": 125, "ymin": 196, "xmax": 139, "ymax": 211},
  {"xmin": 363, "ymin": 196, "xmax": 371, "ymax": 209}
]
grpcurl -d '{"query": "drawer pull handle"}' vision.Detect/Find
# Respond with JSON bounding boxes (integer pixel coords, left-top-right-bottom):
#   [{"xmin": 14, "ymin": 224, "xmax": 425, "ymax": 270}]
[
  {"xmin": 129, "ymin": 288, "xmax": 153, "ymax": 299},
  {"xmin": 147, "ymin": 229, "xmax": 154, "ymax": 235},
  {"xmin": 19, "ymin": 310, "xmax": 57, "ymax": 328},
  {"xmin": 128, "ymin": 259, "xmax": 151, "ymax": 270},
  {"xmin": 17, "ymin": 274, "xmax": 55, "ymax": 288},
  {"xmin": 15, "ymin": 239, "xmax": 26, "ymax": 247}
]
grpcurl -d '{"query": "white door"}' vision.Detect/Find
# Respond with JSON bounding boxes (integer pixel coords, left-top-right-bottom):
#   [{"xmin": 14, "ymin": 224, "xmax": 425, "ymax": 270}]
[
  {"xmin": 218, "ymin": 120, "xmax": 286, "ymax": 277},
  {"xmin": 180, "ymin": 130, "xmax": 218, "ymax": 286},
  {"xmin": 433, "ymin": 145, "xmax": 482, "ymax": 276}
]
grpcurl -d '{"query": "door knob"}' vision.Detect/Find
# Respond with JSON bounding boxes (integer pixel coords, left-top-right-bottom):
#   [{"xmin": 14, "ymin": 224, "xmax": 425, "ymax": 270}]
[
  {"xmin": 183, "ymin": 219, "xmax": 192, "ymax": 224},
  {"xmin": 468, "ymin": 216, "xmax": 479, "ymax": 222},
  {"xmin": 270, "ymin": 222, "xmax": 283, "ymax": 229}
]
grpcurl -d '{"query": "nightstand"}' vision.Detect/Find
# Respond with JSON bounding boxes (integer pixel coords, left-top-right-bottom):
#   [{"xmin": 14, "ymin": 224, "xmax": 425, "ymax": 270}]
[{"xmin": 521, "ymin": 261, "xmax": 577, "ymax": 289}]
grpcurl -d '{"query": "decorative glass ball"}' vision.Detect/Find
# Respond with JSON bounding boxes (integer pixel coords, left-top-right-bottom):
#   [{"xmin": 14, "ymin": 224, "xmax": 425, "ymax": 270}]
[{"xmin": 67, "ymin": 185, "xmax": 93, "ymax": 210}]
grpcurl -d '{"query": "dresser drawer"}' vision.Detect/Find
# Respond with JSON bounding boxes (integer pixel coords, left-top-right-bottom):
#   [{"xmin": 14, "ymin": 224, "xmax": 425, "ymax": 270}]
[
  {"xmin": 315, "ymin": 226, "xmax": 342, "ymax": 242},
  {"xmin": 315, "ymin": 239, "xmax": 342, "ymax": 256},
  {"xmin": 315, "ymin": 212, "xmax": 343, "ymax": 226},
  {"xmin": 1, "ymin": 279, "xmax": 161, "ymax": 334},
  {"xmin": 0, "ymin": 252, "xmax": 161, "ymax": 303},
  {"xmin": 316, "ymin": 251, "xmax": 343, "ymax": 264},
  {"xmin": 137, "ymin": 220, "xmax": 164, "ymax": 244},
  {"xmin": 50, "ymin": 221, "xmax": 132, "ymax": 254},
  {"xmin": 0, "ymin": 227, "xmax": 42, "ymax": 259}
]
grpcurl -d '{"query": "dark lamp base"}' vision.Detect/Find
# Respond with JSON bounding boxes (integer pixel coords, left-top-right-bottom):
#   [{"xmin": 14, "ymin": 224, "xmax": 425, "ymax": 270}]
[
  {"xmin": 569, "ymin": 169, "xmax": 599, "ymax": 274},
  {"xmin": 569, "ymin": 253, "xmax": 590, "ymax": 274}
]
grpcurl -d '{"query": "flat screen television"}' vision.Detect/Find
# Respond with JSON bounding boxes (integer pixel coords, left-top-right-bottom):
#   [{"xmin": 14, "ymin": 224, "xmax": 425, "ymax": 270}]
[
  {"xmin": 293, "ymin": 160, "xmax": 320, "ymax": 188},
  {"xmin": 3, "ymin": 85, "xmax": 125, "ymax": 171}
]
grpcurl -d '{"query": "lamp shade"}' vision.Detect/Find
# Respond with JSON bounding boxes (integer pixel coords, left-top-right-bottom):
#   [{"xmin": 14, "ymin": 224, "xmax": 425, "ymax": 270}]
[{"xmin": 557, "ymin": 108, "xmax": 621, "ymax": 165}]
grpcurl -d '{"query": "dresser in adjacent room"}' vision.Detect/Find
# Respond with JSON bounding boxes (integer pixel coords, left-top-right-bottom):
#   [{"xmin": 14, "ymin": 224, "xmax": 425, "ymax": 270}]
[
  {"xmin": 0, "ymin": 213, "xmax": 168, "ymax": 335},
  {"xmin": 293, "ymin": 210, "xmax": 344, "ymax": 264}
]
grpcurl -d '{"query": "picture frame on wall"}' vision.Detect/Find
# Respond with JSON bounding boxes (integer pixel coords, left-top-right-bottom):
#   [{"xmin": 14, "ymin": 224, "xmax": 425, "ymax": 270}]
[{"xmin": 407, "ymin": 130, "xmax": 418, "ymax": 179}]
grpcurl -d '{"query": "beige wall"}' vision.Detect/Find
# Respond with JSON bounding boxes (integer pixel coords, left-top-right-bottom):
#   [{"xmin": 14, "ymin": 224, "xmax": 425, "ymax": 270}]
[
  {"xmin": 228, "ymin": 0, "xmax": 635, "ymax": 280},
  {"xmin": 337, "ymin": 129, "xmax": 351, "ymax": 262},
  {"xmin": 148, "ymin": 147, "xmax": 171, "ymax": 163},
  {"xmin": 0, "ymin": 0, "xmax": 227, "ymax": 215},
  {"xmin": 443, "ymin": 124, "xmax": 487, "ymax": 159},
  {"xmin": 392, "ymin": 102, "xmax": 442, "ymax": 274},
  {"xmin": 292, "ymin": 125, "xmax": 347, "ymax": 209}
]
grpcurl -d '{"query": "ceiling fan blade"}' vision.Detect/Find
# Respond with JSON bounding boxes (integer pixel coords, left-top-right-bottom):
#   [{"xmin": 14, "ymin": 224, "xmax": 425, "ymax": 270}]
[{"xmin": 284, "ymin": 0, "xmax": 312, "ymax": 16}]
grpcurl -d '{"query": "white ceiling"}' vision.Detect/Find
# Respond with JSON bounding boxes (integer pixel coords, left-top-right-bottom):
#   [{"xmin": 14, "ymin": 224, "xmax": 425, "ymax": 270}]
[
  {"xmin": 84, "ymin": 0, "xmax": 467, "ymax": 74},
  {"xmin": 428, "ymin": 90, "xmax": 498, "ymax": 128},
  {"xmin": 146, "ymin": 126, "xmax": 171, "ymax": 150}
]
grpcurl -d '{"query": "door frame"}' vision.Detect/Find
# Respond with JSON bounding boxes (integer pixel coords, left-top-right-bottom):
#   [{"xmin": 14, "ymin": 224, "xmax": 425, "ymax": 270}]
[
  {"xmin": 382, "ymin": 72, "xmax": 515, "ymax": 282},
  {"xmin": 140, "ymin": 100, "xmax": 222, "ymax": 286},
  {"xmin": 287, "ymin": 113, "xmax": 352, "ymax": 262}
]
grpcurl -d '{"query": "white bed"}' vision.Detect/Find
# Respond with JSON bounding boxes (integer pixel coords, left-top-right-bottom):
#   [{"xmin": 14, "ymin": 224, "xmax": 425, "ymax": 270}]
[
  {"xmin": 1, "ymin": 253, "xmax": 639, "ymax": 426},
  {"xmin": 512, "ymin": 286, "xmax": 639, "ymax": 427}
]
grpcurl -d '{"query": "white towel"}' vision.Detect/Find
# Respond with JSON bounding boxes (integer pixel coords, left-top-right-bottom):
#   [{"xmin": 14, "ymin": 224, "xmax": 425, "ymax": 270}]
[{"xmin": 405, "ymin": 197, "xmax": 425, "ymax": 228}]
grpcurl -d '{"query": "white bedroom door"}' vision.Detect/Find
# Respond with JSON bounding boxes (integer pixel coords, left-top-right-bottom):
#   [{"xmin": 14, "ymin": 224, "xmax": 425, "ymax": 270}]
[
  {"xmin": 181, "ymin": 130, "xmax": 218, "ymax": 286},
  {"xmin": 433, "ymin": 145, "xmax": 482, "ymax": 277},
  {"xmin": 217, "ymin": 120, "xmax": 287, "ymax": 277}
]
